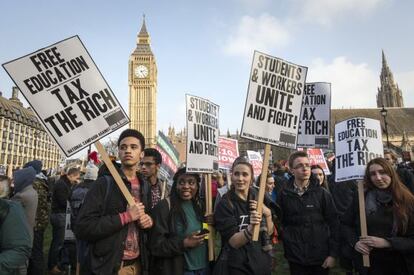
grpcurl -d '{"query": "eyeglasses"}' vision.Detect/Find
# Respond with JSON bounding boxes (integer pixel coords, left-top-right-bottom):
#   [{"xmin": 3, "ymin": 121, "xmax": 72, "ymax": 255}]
[
  {"xmin": 293, "ymin": 163, "xmax": 311, "ymax": 170},
  {"xmin": 139, "ymin": 161, "xmax": 155, "ymax": 167}
]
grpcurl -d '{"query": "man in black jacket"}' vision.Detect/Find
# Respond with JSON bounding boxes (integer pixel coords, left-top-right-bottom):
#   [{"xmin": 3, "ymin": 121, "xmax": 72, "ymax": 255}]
[
  {"xmin": 75, "ymin": 129, "xmax": 153, "ymax": 275},
  {"xmin": 384, "ymin": 149, "xmax": 414, "ymax": 193},
  {"xmin": 140, "ymin": 148, "xmax": 170, "ymax": 208},
  {"xmin": 277, "ymin": 151, "xmax": 339, "ymax": 275}
]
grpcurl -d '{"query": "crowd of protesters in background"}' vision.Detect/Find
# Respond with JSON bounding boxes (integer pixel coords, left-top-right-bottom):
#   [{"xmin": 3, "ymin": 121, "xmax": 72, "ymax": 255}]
[{"xmin": 2, "ymin": 129, "xmax": 414, "ymax": 275}]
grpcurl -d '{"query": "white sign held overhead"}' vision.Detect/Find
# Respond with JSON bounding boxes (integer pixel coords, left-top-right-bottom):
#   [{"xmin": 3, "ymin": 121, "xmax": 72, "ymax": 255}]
[
  {"xmin": 241, "ymin": 51, "xmax": 307, "ymax": 149},
  {"xmin": 335, "ymin": 117, "xmax": 383, "ymax": 182},
  {"xmin": 2, "ymin": 36, "xmax": 129, "ymax": 157},
  {"xmin": 186, "ymin": 94, "xmax": 219, "ymax": 173},
  {"xmin": 297, "ymin": 82, "xmax": 331, "ymax": 148}
]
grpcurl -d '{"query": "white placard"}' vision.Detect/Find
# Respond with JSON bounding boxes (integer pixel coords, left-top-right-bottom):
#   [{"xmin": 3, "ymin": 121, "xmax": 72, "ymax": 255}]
[
  {"xmin": 297, "ymin": 82, "xmax": 331, "ymax": 148},
  {"xmin": 335, "ymin": 117, "xmax": 383, "ymax": 182},
  {"xmin": 186, "ymin": 94, "xmax": 219, "ymax": 173},
  {"xmin": 246, "ymin": 150, "xmax": 263, "ymax": 178},
  {"xmin": 64, "ymin": 201, "xmax": 75, "ymax": 241},
  {"xmin": 241, "ymin": 51, "xmax": 307, "ymax": 149},
  {"xmin": 2, "ymin": 36, "xmax": 129, "ymax": 157}
]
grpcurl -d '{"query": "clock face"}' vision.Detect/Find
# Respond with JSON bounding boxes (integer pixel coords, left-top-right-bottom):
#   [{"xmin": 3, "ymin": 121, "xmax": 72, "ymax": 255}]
[{"xmin": 135, "ymin": 65, "xmax": 149, "ymax": 78}]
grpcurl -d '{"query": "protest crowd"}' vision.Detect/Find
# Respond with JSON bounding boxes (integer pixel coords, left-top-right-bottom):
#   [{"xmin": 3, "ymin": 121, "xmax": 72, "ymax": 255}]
[
  {"xmin": 1, "ymin": 128, "xmax": 414, "ymax": 275},
  {"xmin": 2, "ymin": 38, "xmax": 414, "ymax": 275}
]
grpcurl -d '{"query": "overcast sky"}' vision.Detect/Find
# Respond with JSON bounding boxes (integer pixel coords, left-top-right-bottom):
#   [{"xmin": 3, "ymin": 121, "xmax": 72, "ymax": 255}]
[{"xmin": 1, "ymin": 0, "xmax": 413, "ymax": 143}]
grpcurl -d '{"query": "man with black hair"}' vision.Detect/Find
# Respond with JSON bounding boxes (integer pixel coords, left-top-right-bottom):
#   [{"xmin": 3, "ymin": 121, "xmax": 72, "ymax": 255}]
[
  {"xmin": 384, "ymin": 149, "xmax": 414, "ymax": 194},
  {"xmin": 76, "ymin": 129, "xmax": 153, "ymax": 275},
  {"xmin": 141, "ymin": 148, "xmax": 170, "ymax": 208}
]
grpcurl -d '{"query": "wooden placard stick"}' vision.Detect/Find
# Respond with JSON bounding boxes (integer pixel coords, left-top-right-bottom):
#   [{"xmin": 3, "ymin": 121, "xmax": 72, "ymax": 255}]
[
  {"xmin": 7, "ymin": 163, "xmax": 13, "ymax": 179},
  {"xmin": 252, "ymin": 144, "xmax": 271, "ymax": 241},
  {"xmin": 204, "ymin": 174, "xmax": 215, "ymax": 261},
  {"xmin": 95, "ymin": 141, "xmax": 135, "ymax": 206},
  {"xmin": 226, "ymin": 170, "xmax": 232, "ymax": 188},
  {"xmin": 357, "ymin": 180, "xmax": 370, "ymax": 267}
]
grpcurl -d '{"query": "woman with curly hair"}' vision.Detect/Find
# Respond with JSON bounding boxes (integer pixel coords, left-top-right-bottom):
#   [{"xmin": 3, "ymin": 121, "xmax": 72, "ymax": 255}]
[{"xmin": 149, "ymin": 167, "xmax": 209, "ymax": 275}]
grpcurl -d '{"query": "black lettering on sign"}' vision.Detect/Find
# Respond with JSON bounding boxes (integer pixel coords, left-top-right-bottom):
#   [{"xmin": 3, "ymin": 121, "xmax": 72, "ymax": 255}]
[
  {"xmin": 189, "ymin": 141, "xmax": 203, "ymax": 154},
  {"xmin": 336, "ymin": 153, "xmax": 354, "ymax": 169},
  {"xmin": 44, "ymin": 106, "xmax": 83, "ymax": 137},
  {"xmin": 305, "ymin": 121, "xmax": 328, "ymax": 135},
  {"xmin": 247, "ymin": 103, "xmax": 266, "ymax": 121},
  {"xmin": 357, "ymin": 152, "xmax": 382, "ymax": 165}
]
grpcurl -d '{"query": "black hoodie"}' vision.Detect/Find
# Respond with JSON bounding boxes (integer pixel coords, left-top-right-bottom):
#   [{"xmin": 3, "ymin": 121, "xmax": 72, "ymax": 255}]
[{"xmin": 214, "ymin": 187, "xmax": 276, "ymax": 275}]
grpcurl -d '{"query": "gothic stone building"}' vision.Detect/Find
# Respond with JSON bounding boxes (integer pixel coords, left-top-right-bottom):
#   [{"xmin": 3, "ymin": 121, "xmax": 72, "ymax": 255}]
[{"xmin": 0, "ymin": 87, "xmax": 62, "ymax": 175}]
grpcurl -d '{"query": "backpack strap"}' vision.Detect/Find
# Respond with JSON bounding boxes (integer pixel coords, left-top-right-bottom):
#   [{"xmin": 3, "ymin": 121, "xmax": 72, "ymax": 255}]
[
  {"xmin": 101, "ymin": 175, "xmax": 113, "ymax": 215},
  {"xmin": 165, "ymin": 197, "xmax": 171, "ymax": 210}
]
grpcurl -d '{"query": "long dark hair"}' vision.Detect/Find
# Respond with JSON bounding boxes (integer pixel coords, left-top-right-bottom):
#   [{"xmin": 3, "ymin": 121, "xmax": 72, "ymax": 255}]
[
  {"xmin": 311, "ymin": 164, "xmax": 329, "ymax": 190},
  {"xmin": 169, "ymin": 168, "xmax": 203, "ymax": 231},
  {"xmin": 364, "ymin": 158, "xmax": 414, "ymax": 234}
]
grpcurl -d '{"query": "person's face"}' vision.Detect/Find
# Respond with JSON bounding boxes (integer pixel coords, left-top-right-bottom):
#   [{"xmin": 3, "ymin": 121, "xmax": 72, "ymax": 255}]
[
  {"xmin": 291, "ymin": 157, "xmax": 311, "ymax": 181},
  {"xmin": 118, "ymin": 137, "xmax": 143, "ymax": 167},
  {"xmin": 216, "ymin": 173, "xmax": 224, "ymax": 188},
  {"xmin": 311, "ymin": 168, "xmax": 325, "ymax": 185},
  {"xmin": 369, "ymin": 163, "xmax": 392, "ymax": 189},
  {"xmin": 384, "ymin": 153, "xmax": 396, "ymax": 165},
  {"xmin": 232, "ymin": 164, "xmax": 253, "ymax": 193},
  {"xmin": 67, "ymin": 173, "xmax": 80, "ymax": 184},
  {"xmin": 140, "ymin": 156, "xmax": 159, "ymax": 179},
  {"xmin": 176, "ymin": 174, "xmax": 198, "ymax": 200},
  {"xmin": 265, "ymin": 177, "xmax": 275, "ymax": 193}
]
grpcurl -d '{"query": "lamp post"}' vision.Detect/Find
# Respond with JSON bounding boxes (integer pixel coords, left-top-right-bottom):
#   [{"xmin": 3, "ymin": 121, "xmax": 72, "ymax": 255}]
[{"xmin": 380, "ymin": 105, "xmax": 390, "ymax": 148}]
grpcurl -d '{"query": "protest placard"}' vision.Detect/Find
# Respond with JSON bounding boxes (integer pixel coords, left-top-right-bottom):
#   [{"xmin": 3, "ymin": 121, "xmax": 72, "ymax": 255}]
[
  {"xmin": 307, "ymin": 148, "xmax": 331, "ymax": 175},
  {"xmin": 218, "ymin": 137, "xmax": 239, "ymax": 170},
  {"xmin": 241, "ymin": 50, "xmax": 307, "ymax": 149},
  {"xmin": 64, "ymin": 201, "xmax": 75, "ymax": 241},
  {"xmin": 186, "ymin": 94, "xmax": 219, "ymax": 173},
  {"xmin": 2, "ymin": 36, "xmax": 129, "ymax": 157},
  {"xmin": 247, "ymin": 150, "xmax": 263, "ymax": 178},
  {"xmin": 298, "ymin": 82, "xmax": 331, "ymax": 148},
  {"xmin": 335, "ymin": 117, "xmax": 383, "ymax": 182},
  {"xmin": 156, "ymin": 131, "xmax": 179, "ymax": 182}
]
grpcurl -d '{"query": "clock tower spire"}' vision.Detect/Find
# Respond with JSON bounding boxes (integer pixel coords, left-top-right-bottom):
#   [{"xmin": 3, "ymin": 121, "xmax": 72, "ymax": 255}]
[{"xmin": 128, "ymin": 16, "xmax": 158, "ymax": 147}]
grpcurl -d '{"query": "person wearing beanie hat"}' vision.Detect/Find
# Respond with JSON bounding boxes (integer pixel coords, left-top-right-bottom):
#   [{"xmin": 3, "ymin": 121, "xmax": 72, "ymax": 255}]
[
  {"xmin": 23, "ymin": 160, "xmax": 52, "ymax": 275},
  {"xmin": 11, "ymin": 167, "xmax": 38, "ymax": 240},
  {"xmin": 76, "ymin": 128, "xmax": 153, "ymax": 274},
  {"xmin": 23, "ymin": 160, "xmax": 42, "ymax": 174}
]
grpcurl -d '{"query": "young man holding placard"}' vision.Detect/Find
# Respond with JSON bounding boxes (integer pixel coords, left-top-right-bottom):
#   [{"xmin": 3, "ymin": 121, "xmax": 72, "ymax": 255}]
[
  {"xmin": 277, "ymin": 151, "xmax": 339, "ymax": 275},
  {"xmin": 75, "ymin": 129, "xmax": 153, "ymax": 275}
]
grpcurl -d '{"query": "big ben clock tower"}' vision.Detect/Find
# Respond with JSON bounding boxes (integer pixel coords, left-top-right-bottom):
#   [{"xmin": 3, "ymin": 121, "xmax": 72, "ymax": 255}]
[{"xmin": 128, "ymin": 17, "xmax": 157, "ymax": 147}]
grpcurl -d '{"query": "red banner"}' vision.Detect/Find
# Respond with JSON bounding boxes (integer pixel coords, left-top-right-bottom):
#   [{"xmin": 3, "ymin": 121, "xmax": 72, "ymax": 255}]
[
  {"xmin": 306, "ymin": 148, "xmax": 331, "ymax": 175},
  {"xmin": 218, "ymin": 137, "xmax": 239, "ymax": 170}
]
